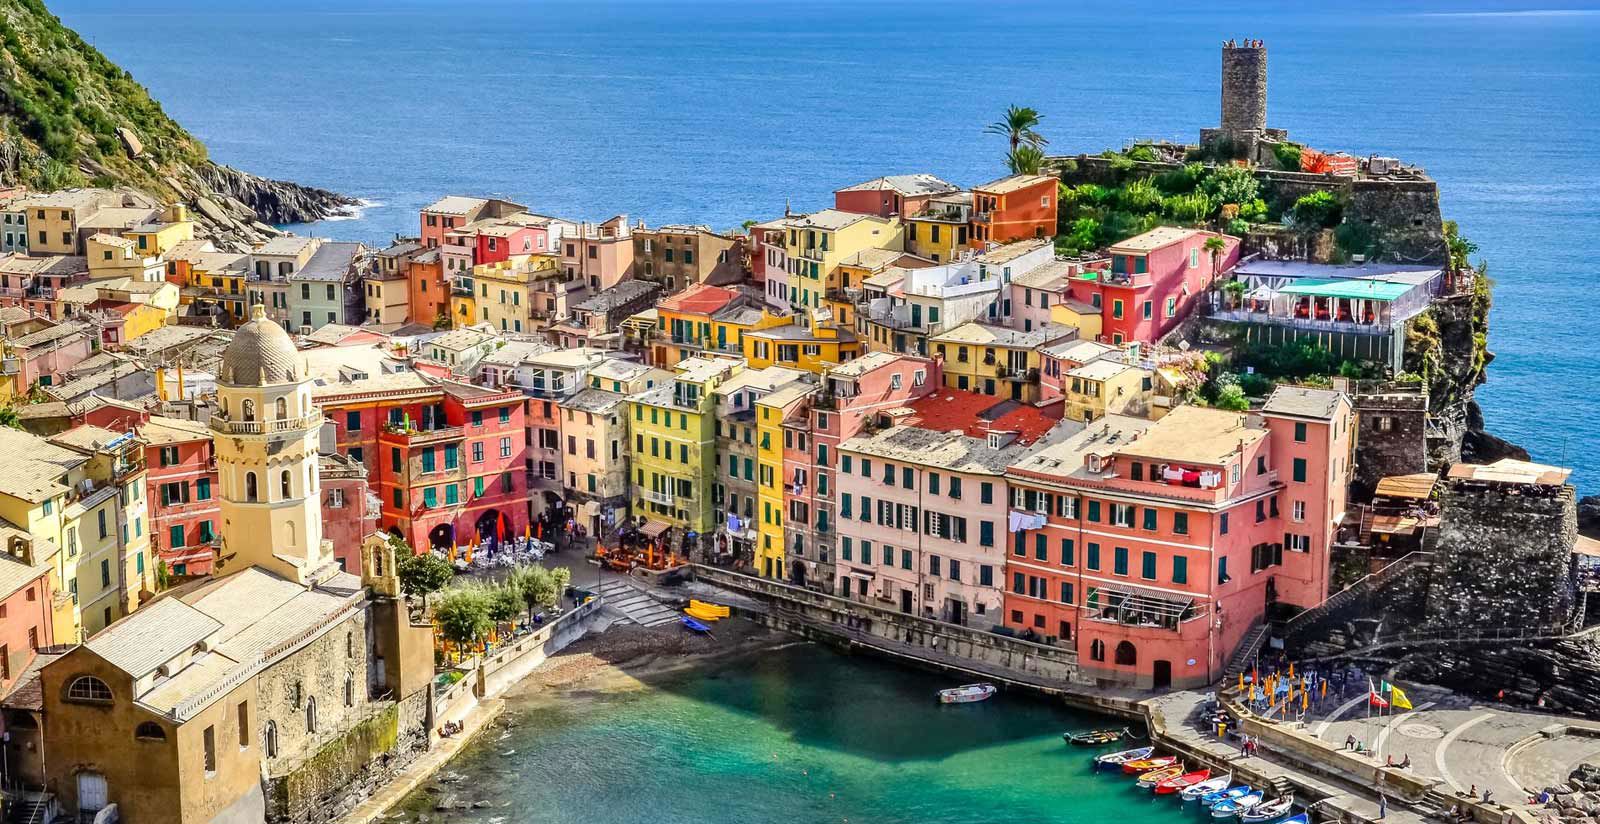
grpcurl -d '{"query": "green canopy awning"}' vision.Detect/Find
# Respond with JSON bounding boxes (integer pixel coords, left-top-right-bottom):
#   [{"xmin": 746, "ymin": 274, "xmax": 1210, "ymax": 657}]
[{"xmin": 1277, "ymin": 278, "xmax": 1413, "ymax": 302}]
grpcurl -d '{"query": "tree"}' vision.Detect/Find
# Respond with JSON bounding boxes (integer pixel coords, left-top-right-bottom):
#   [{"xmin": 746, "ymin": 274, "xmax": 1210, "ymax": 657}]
[
  {"xmin": 1200, "ymin": 165, "xmax": 1259, "ymax": 208},
  {"xmin": 433, "ymin": 587, "xmax": 493, "ymax": 661},
  {"xmin": 1288, "ymin": 190, "xmax": 1344, "ymax": 229},
  {"xmin": 985, "ymin": 105, "xmax": 1047, "ymax": 152},
  {"xmin": 1006, "ymin": 145, "xmax": 1046, "ymax": 176},
  {"xmin": 0, "ymin": 406, "xmax": 20, "ymax": 430},
  {"xmin": 397, "ymin": 552, "xmax": 453, "ymax": 608},
  {"xmin": 487, "ymin": 583, "xmax": 523, "ymax": 636},
  {"xmin": 1204, "ymin": 235, "xmax": 1229, "ymax": 288},
  {"xmin": 1214, "ymin": 383, "xmax": 1250, "ymax": 411}
]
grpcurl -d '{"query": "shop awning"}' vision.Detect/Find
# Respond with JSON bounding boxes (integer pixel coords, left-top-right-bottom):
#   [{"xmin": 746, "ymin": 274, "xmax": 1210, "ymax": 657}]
[
  {"xmin": 1374, "ymin": 473, "xmax": 1437, "ymax": 500},
  {"xmin": 639, "ymin": 520, "xmax": 671, "ymax": 539},
  {"xmin": 1277, "ymin": 278, "xmax": 1413, "ymax": 302}
]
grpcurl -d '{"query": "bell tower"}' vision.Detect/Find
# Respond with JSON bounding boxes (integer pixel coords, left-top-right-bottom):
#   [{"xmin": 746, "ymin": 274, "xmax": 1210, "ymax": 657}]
[{"xmin": 211, "ymin": 304, "xmax": 334, "ymax": 584}]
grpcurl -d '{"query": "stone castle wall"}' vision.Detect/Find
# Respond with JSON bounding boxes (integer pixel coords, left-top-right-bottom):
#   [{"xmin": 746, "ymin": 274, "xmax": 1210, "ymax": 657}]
[
  {"xmin": 1351, "ymin": 390, "xmax": 1429, "ymax": 495},
  {"xmin": 1221, "ymin": 45, "xmax": 1268, "ymax": 134},
  {"xmin": 1426, "ymin": 483, "xmax": 1577, "ymax": 630}
]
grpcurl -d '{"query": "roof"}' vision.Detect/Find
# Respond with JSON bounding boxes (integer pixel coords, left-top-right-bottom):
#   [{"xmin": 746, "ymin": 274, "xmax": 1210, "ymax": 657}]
[
  {"xmin": 1108, "ymin": 226, "xmax": 1207, "ymax": 254},
  {"xmin": 85, "ymin": 597, "xmax": 223, "ymax": 679},
  {"xmin": 1276, "ymin": 278, "xmax": 1415, "ymax": 302},
  {"xmin": 930, "ymin": 321, "xmax": 1072, "ymax": 349},
  {"xmin": 836, "ymin": 174, "xmax": 959, "ymax": 197},
  {"xmin": 0, "ymin": 427, "xmax": 88, "ymax": 502},
  {"xmin": 254, "ymin": 236, "xmax": 319, "ymax": 257},
  {"xmin": 826, "ymin": 351, "xmax": 911, "ymax": 379},
  {"xmin": 589, "ymin": 358, "xmax": 658, "ymax": 383},
  {"xmin": 292, "ymin": 242, "xmax": 364, "ymax": 282},
  {"xmin": 220, "ymin": 305, "xmax": 305, "ymax": 387},
  {"xmin": 717, "ymin": 365, "xmax": 808, "ymax": 397},
  {"xmin": 1067, "ymin": 358, "xmax": 1135, "ymax": 382},
  {"xmin": 164, "ymin": 239, "xmax": 216, "ymax": 262},
  {"xmin": 900, "ymin": 389, "xmax": 1061, "ymax": 444},
  {"xmin": 1446, "ymin": 459, "xmax": 1571, "ymax": 487},
  {"xmin": 88, "ymin": 233, "xmax": 135, "ymax": 248},
  {"xmin": 561, "ymin": 388, "xmax": 625, "ymax": 414},
  {"xmin": 743, "ymin": 324, "xmax": 857, "ymax": 344},
  {"xmin": 973, "ymin": 173, "xmax": 1055, "ymax": 195},
  {"xmin": 837, "ymin": 248, "xmax": 909, "ymax": 271},
  {"xmin": 788, "ymin": 209, "xmax": 883, "ymax": 232},
  {"xmin": 139, "ymin": 415, "xmax": 211, "ymax": 446},
  {"xmin": 1575, "ymin": 536, "xmax": 1600, "ymax": 559},
  {"xmin": 1011, "ymin": 259, "xmax": 1077, "ymax": 290},
  {"xmin": 1263, "ymin": 385, "xmax": 1347, "ymax": 419},
  {"xmin": 1008, "ymin": 415, "xmax": 1149, "ymax": 479},
  {"xmin": 378, "ymin": 239, "xmax": 424, "ymax": 258},
  {"xmin": 977, "ymin": 238, "xmax": 1052, "ymax": 266},
  {"xmin": 657, "ymin": 283, "xmax": 738, "ymax": 316},
  {"xmin": 1116, "ymin": 405, "xmax": 1264, "ymax": 466},
  {"xmin": 1235, "ymin": 260, "xmax": 1441, "ymax": 282},
  {"xmin": 78, "ymin": 207, "xmax": 160, "ymax": 231},
  {"xmin": 47, "ymin": 424, "xmax": 137, "ymax": 454},
  {"xmin": 572, "ymin": 280, "xmax": 659, "ymax": 313},
  {"xmin": 0, "ymin": 522, "xmax": 59, "ymax": 601},
  {"xmin": 422, "ymin": 195, "xmax": 489, "ymax": 215},
  {"xmin": 9, "ymin": 321, "xmax": 88, "ymax": 350},
  {"xmin": 1374, "ymin": 473, "xmax": 1438, "ymax": 500},
  {"xmin": 841, "ymin": 420, "xmax": 1053, "ymax": 474},
  {"xmin": 1041, "ymin": 338, "xmax": 1118, "ymax": 363},
  {"xmin": 429, "ymin": 327, "xmax": 497, "ymax": 351}
]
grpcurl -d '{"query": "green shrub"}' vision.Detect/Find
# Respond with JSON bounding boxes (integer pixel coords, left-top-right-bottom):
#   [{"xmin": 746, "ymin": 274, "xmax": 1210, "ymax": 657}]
[
  {"xmin": 1273, "ymin": 143, "xmax": 1302, "ymax": 171},
  {"xmin": 1289, "ymin": 190, "xmax": 1344, "ymax": 228},
  {"xmin": 1126, "ymin": 144, "xmax": 1158, "ymax": 162},
  {"xmin": 1200, "ymin": 165, "xmax": 1260, "ymax": 206}
]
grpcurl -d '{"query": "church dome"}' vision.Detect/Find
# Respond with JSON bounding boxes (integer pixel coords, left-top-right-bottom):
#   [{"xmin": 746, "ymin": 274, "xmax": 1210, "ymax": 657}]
[{"xmin": 221, "ymin": 304, "xmax": 303, "ymax": 386}]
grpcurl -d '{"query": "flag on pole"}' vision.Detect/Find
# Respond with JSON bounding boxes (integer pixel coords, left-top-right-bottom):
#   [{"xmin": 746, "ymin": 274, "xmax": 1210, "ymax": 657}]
[
  {"xmin": 1380, "ymin": 679, "xmax": 1393, "ymax": 695},
  {"xmin": 1368, "ymin": 678, "xmax": 1390, "ymax": 708},
  {"xmin": 1390, "ymin": 685, "xmax": 1413, "ymax": 711},
  {"xmin": 1252, "ymin": 666, "xmax": 1259, "ymax": 688}
]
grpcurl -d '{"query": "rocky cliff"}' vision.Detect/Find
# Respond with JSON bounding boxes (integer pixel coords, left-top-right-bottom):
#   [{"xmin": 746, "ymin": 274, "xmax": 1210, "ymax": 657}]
[{"xmin": 0, "ymin": 0, "xmax": 355, "ymax": 246}]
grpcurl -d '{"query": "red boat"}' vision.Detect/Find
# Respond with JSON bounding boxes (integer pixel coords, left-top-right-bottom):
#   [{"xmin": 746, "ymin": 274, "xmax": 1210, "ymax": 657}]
[
  {"xmin": 1121, "ymin": 755, "xmax": 1178, "ymax": 774},
  {"xmin": 1155, "ymin": 768, "xmax": 1212, "ymax": 795}
]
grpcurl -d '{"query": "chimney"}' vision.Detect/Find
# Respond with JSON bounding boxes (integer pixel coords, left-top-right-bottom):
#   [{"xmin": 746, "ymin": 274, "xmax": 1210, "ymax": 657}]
[{"xmin": 9, "ymin": 535, "xmax": 33, "ymax": 566}]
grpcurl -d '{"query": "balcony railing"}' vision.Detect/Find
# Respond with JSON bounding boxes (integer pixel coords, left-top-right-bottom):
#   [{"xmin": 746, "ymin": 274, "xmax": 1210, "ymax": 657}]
[
  {"xmin": 381, "ymin": 423, "xmax": 465, "ymax": 445},
  {"xmin": 209, "ymin": 412, "xmax": 325, "ymax": 436},
  {"xmin": 641, "ymin": 489, "xmax": 675, "ymax": 507}
]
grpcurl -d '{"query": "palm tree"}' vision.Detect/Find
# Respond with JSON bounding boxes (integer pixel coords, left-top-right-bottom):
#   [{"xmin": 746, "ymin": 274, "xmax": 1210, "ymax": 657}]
[
  {"xmin": 985, "ymin": 105, "xmax": 1048, "ymax": 152},
  {"xmin": 1204, "ymin": 235, "xmax": 1230, "ymax": 295},
  {"xmin": 1007, "ymin": 146, "xmax": 1046, "ymax": 176}
]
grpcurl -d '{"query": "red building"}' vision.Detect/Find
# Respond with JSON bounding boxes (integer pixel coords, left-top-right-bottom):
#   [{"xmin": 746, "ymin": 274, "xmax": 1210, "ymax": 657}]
[
  {"xmin": 1088, "ymin": 227, "xmax": 1240, "ymax": 345},
  {"xmin": 319, "ymin": 452, "xmax": 380, "ymax": 573},
  {"xmin": 833, "ymin": 174, "xmax": 959, "ymax": 219},
  {"xmin": 326, "ymin": 380, "xmax": 529, "ymax": 553},
  {"xmin": 970, "ymin": 174, "xmax": 1058, "ymax": 248},
  {"xmin": 140, "ymin": 416, "xmax": 220, "ymax": 577},
  {"xmin": 1002, "ymin": 389, "xmax": 1352, "ymax": 690}
]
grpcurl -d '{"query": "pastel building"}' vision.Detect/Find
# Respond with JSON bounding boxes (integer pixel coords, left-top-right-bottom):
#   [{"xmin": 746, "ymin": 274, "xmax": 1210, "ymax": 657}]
[
  {"xmin": 782, "ymin": 209, "xmax": 905, "ymax": 312},
  {"xmin": 140, "ymin": 415, "xmax": 220, "ymax": 577},
  {"xmin": 858, "ymin": 239, "xmax": 1052, "ymax": 358},
  {"xmin": 930, "ymin": 320, "xmax": 1074, "ymax": 403},
  {"xmin": 628, "ymin": 357, "xmax": 739, "ymax": 557},
  {"xmin": 969, "ymin": 174, "xmax": 1058, "ymax": 248},
  {"xmin": 833, "ymin": 174, "xmax": 960, "ymax": 219},
  {"xmin": 558, "ymin": 215, "xmax": 634, "ymax": 291},
  {"xmin": 1001, "ymin": 388, "xmax": 1352, "ymax": 689},
  {"xmin": 1090, "ymin": 227, "xmax": 1240, "ymax": 345},
  {"xmin": 835, "ymin": 389, "xmax": 1060, "ymax": 624}
]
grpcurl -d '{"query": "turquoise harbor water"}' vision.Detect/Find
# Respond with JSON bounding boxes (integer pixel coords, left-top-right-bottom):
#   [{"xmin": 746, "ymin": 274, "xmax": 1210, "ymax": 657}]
[
  {"xmin": 393, "ymin": 643, "xmax": 1171, "ymax": 824},
  {"xmin": 49, "ymin": 0, "xmax": 1600, "ymax": 489}
]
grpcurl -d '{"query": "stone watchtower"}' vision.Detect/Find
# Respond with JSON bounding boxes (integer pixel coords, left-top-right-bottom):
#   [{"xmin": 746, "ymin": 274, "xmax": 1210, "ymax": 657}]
[
  {"xmin": 1200, "ymin": 40, "xmax": 1287, "ymax": 161},
  {"xmin": 1221, "ymin": 41, "xmax": 1267, "ymax": 135}
]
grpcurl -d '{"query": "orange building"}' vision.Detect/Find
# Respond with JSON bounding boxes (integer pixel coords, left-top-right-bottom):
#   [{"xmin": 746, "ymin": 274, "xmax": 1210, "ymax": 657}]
[
  {"xmin": 407, "ymin": 247, "xmax": 445, "ymax": 328},
  {"xmin": 970, "ymin": 174, "xmax": 1058, "ymax": 248}
]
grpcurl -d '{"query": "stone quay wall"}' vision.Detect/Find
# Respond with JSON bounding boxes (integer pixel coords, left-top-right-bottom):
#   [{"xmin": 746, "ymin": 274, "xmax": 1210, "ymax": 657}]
[{"xmin": 690, "ymin": 565, "xmax": 1087, "ymax": 691}]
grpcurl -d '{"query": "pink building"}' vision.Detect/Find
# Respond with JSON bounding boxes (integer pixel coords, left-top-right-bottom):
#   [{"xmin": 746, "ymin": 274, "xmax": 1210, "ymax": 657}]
[
  {"xmin": 141, "ymin": 416, "xmax": 220, "ymax": 577},
  {"xmin": 1038, "ymin": 339, "xmax": 1119, "ymax": 402},
  {"xmin": 559, "ymin": 215, "xmax": 634, "ymax": 291},
  {"xmin": 320, "ymin": 452, "xmax": 379, "ymax": 573},
  {"xmin": 0, "ymin": 526, "xmax": 58, "ymax": 697},
  {"xmin": 1090, "ymin": 227, "xmax": 1240, "ymax": 345},
  {"xmin": 835, "ymin": 388, "xmax": 1060, "ymax": 626},
  {"xmin": 833, "ymin": 174, "xmax": 960, "ymax": 219},
  {"xmin": 419, "ymin": 195, "xmax": 527, "ymax": 249},
  {"xmin": 9, "ymin": 321, "xmax": 94, "ymax": 394},
  {"xmin": 1001, "ymin": 387, "xmax": 1352, "ymax": 689}
]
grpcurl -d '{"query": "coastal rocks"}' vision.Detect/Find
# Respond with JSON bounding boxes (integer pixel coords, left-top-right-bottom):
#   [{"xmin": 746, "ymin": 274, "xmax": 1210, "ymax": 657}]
[
  {"xmin": 1578, "ymin": 496, "xmax": 1600, "ymax": 538},
  {"xmin": 198, "ymin": 162, "xmax": 358, "ymax": 224},
  {"xmin": 116, "ymin": 127, "xmax": 144, "ymax": 158}
]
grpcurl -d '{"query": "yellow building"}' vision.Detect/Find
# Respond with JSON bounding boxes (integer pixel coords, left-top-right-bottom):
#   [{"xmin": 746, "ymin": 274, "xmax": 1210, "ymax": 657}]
[
  {"xmin": 652, "ymin": 284, "xmax": 788, "ymax": 367},
  {"xmin": 12, "ymin": 190, "xmax": 117, "ymax": 255},
  {"xmin": 1050, "ymin": 293, "xmax": 1104, "ymax": 341},
  {"xmin": 753, "ymin": 382, "xmax": 812, "ymax": 580},
  {"xmin": 783, "ymin": 209, "xmax": 904, "ymax": 311},
  {"xmin": 1060, "ymin": 358, "xmax": 1157, "ymax": 422},
  {"xmin": 471, "ymin": 254, "xmax": 560, "ymax": 334},
  {"xmin": 904, "ymin": 215, "xmax": 966, "ymax": 263},
  {"xmin": 741, "ymin": 316, "xmax": 862, "ymax": 374},
  {"xmin": 124, "ymin": 204, "xmax": 196, "ymax": 258},
  {"xmin": 187, "ymin": 250, "xmax": 251, "ymax": 322},
  {"xmin": 0, "ymin": 426, "xmax": 153, "ymax": 643},
  {"xmin": 625, "ymin": 357, "xmax": 739, "ymax": 555},
  {"xmin": 85, "ymin": 233, "xmax": 163, "ymax": 281},
  {"xmin": 929, "ymin": 321, "xmax": 1074, "ymax": 402}
]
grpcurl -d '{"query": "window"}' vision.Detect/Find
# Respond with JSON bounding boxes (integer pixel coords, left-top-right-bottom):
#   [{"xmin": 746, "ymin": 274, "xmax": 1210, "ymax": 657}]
[
  {"xmin": 1292, "ymin": 458, "xmax": 1307, "ymax": 483},
  {"xmin": 280, "ymin": 470, "xmax": 292, "ymax": 499},
  {"xmin": 135, "ymin": 721, "xmax": 166, "ymax": 741},
  {"xmin": 1113, "ymin": 546, "xmax": 1129, "ymax": 576},
  {"xmin": 1086, "ymin": 542, "xmax": 1100, "ymax": 571},
  {"xmin": 1217, "ymin": 556, "xmax": 1230, "ymax": 584},
  {"xmin": 979, "ymin": 521, "xmax": 994, "ymax": 547},
  {"xmin": 67, "ymin": 675, "xmax": 113, "ymax": 702},
  {"xmin": 203, "ymin": 725, "xmax": 217, "ymax": 774},
  {"xmin": 159, "ymin": 445, "xmax": 179, "ymax": 466},
  {"xmin": 1086, "ymin": 500, "xmax": 1100, "ymax": 522},
  {"xmin": 237, "ymin": 701, "xmax": 250, "ymax": 749},
  {"xmin": 1141, "ymin": 551, "xmax": 1157, "ymax": 580},
  {"xmin": 1173, "ymin": 512, "xmax": 1188, "ymax": 535},
  {"xmin": 980, "ymin": 482, "xmax": 993, "ymax": 504},
  {"xmin": 197, "ymin": 478, "xmax": 211, "ymax": 501},
  {"xmin": 1220, "ymin": 512, "xmax": 1229, "ymax": 535},
  {"xmin": 1142, "ymin": 508, "xmax": 1157, "ymax": 531},
  {"xmin": 306, "ymin": 696, "xmax": 318, "ymax": 733},
  {"xmin": 1090, "ymin": 639, "xmax": 1106, "ymax": 662},
  {"xmin": 1294, "ymin": 422, "xmax": 1307, "ymax": 442}
]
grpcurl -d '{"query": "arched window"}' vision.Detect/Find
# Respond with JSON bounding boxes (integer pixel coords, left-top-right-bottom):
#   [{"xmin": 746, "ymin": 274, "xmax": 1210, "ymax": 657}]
[
  {"xmin": 1089, "ymin": 639, "xmax": 1106, "ymax": 662},
  {"xmin": 1114, "ymin": 640, "xmax": 1138, "ymax": 667},
  {"xmin": 275, "ymin": 397, "xmax": 288, "ymax": 420},
  {"xmin": 66, "ymin": 675, "xmax": 113, "ymax": 702},
  {"xmin": 286, "ymin": 520, "xmax": 296, "ymax": 546},
  {"xmin": 134, "ymin": 721, "xmax": 167, "ymax": 741},
  {"xmin": 265, "ymin": 721, "xmax": 278, "ymax": 758},
  {"xmin": 305, "ymin": 696, "xmax": 317, "ymax": 733},
  {"xmin": 241, "ymin": 399, "xmax": 256, "ymax": 422},
  {"xmin": 344, "ymin": 674, "xmax": 354, "ymax": 707},
  {"xmin": 280, "ymin": 470, "xmax": 292, "ymax": 499},
  {"xmin": 245, "ymin": 472, "xmax": 258, "ymax": 502}
]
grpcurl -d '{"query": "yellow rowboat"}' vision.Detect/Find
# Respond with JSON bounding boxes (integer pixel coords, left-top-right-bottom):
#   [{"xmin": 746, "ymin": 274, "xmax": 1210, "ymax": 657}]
[
  {"xmin": 684, "ymin": 606, "xmax": 722, "ymax": 622},
  {"xmin": 689, "ymin": 600, "xmax": 730, "ymax": 618}
]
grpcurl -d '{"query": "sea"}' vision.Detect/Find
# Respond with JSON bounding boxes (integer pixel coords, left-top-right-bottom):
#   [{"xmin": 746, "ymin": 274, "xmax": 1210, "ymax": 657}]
[
  {"xmin": 51, "ymin": 0, "xmax": 1600, "ymax": 492},
  {"xmin": 391, "ymin": 642, "xmax": 1170, "ymax": 824}
]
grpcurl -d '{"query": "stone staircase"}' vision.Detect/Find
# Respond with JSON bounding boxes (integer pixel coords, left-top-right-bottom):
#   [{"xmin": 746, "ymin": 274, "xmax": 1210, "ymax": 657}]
[
  {"xmin": 1225, "ymin": 622, "xmax": 1270, "ymax": 677},
  {"xmin": 597, "ymin": 579, "xmax": 679, "ymax": 627},
  {"xmin": 1280, "ymin": 551, "xmax": 1434, "ymax": 642},
  {"xmin": 6, "ymin": 791, "xmax": 55, "ymax": 824}
]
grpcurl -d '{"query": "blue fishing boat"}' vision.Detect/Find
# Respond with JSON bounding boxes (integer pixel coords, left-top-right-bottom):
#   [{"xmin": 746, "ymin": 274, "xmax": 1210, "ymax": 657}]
[
  {"xmin": 680, "ymin": 616, "xmax": 712, "ymax": 633},
  {"xmin": 1201, "ymin": 786, "xmax": 1251, "ymax": 806},
  {"xmin": 1212, "ymin": 791, "xmax": 1264, "ymax": 818}
]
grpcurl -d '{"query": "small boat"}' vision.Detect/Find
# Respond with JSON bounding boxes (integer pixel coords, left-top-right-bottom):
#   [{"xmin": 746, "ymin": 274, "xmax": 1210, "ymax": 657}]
[
  {"xmin": 1278, "ymin": 815, "xmax": 1309, "ymax": 824},
  {"xmin": 689, "ymin": 599, "xmax": 730, "ymax": 618},
  {"xmin": 679, "ymin": 616, "xmax": 712, "ymax": 634},
  {"xmin": 1240, "ymin": 796, "xmax": 1294, "ymax": 823},
  {"xmin": 1211, "ymin": 792, "xmax": 1264, "ymax": 818},
  {"xmin": 1181, "ymin": 775, "xmax": 1232, "ymax": 802},
  {"xmin": 1155, "ymin": 769, "xmax": 1212, "ymax": 795},
  {"xmin": 683, "ymin": 605, "xmax": 722, "ymax": 622},
  {"xmin": 1201, "ymin": 786, "xmax": 1252, "ymax": 806},
  {"xmin": 1136, "ymin": 765, "xmax": 1186, "ymax": 789},
  {"xmin": 1095, "ymin": 746, "xmax": 1153, "ymax": 769},
  {"xmin": 1065, "ymin": 727, "xmax": 1130, "ymax": 746},
  {"xmin": 938, "ymin": 683, "xmax": 997, "ymax": 704},
  {"xmin": 1121, "ymin": 755, "xmax": 1178, "ymax": 774}
]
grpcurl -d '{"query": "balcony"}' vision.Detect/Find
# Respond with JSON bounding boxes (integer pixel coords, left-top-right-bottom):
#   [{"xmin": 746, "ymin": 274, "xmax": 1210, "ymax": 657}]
[
  {"xmin": 641, "ymin": 489, "xmax": 675, "ymax": 507},
  {"xmin": 972, "ymin": 211, "xmax": 992, "ymax": 224},
  {"xmin": 210, "ymin": 412, "xmax": 325, "ymax": 436},
  {"xmin": 796, "ymin": 245, "xmax": 828, "ymax": 262},
  {"xmin": 381, "ymin": 423, "xmax": 465, "ymax": 445}
]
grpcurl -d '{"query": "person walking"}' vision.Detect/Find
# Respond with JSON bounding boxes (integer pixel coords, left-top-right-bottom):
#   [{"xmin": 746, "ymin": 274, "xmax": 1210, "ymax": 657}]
[{"xmin": 1378, "ymin": 794, "xmax": 1388, "ymax": 820}]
